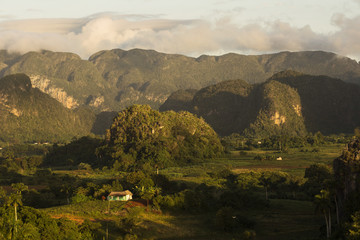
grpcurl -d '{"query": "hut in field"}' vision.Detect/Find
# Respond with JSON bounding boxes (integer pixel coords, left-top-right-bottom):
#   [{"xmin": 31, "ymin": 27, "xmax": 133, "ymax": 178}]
[{"xmin": 107, "ymin": 190, "xmax": 133, "ymax": 201}]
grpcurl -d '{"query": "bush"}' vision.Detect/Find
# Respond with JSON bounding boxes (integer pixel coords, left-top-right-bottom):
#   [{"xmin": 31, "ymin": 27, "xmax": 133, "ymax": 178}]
[
  {"xmin": 71, "ymin": 194, "xmax": 92, "ymax": 204},
  {"xmin": 78, "ymin": 162, "xmax": 92, "ymax": 171},
  {"xmin": 153, "ymin": 195, "xmax": 175, "ymax": 210},
  {"xmin": 153, "ymin": 192, "xmax": 187, "ymax": 211}
]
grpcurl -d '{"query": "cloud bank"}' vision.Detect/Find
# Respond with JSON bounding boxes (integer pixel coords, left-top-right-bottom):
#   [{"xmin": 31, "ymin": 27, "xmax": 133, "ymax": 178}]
[{"xmin": 0, "ymin": 14, "xmax": 359, "ymax": 60}]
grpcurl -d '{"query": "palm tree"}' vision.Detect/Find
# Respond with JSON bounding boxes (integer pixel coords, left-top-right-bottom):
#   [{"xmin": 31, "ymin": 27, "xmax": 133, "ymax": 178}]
[
  {"xmin": 315, "ymin": 189, "xmax": 332, "ymax": 238},
  {"xmin": 11, "ymin": 183, "xmax": 28, "ymax": 195},
  {"xmin": 8, "ymin": 183, "xmax": 28, "ymax": 239},
  {"xmin": 7, "ymin": 193, "xmax": 22, "ymax": 239}
]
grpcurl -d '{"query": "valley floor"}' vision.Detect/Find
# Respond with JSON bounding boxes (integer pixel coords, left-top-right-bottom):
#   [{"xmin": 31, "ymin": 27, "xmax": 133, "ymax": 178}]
[
  {"xmin": 43, "ymin": 145, "xmax": 342, "ymax": 239},
  {"xmin": 0, "ymin": 142, "xmax": 345, "ymax": 239}
]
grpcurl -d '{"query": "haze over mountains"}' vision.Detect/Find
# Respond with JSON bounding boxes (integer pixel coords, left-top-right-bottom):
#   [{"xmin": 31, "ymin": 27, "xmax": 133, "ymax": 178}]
[{"xmin": 1, "ymin": 48, "xmax": 360, "ymax": 142}]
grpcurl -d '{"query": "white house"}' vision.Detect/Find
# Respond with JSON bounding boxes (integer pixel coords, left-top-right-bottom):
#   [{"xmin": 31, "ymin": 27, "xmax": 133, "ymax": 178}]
[{"xmin": 107, "ymin": 190, "xmax": 133, "ymax": 201}]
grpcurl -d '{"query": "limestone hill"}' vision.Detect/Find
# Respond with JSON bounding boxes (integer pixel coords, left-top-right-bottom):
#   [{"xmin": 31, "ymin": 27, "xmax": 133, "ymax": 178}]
[
  {"xmin": 160, "ymin": 71, "xmax": 360, "ymax": 136},
  {"xmin": 0, "ymin": 74, "xmax": 95, "ymax": 143}
]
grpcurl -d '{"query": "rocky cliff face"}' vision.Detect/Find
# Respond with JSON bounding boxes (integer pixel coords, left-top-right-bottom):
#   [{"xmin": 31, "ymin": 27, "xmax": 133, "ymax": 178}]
[
  {"xmin": 0, "ymin": 92, "xmax": 22, "ymax": 117},
  {"xmin": 30, "ymin": 75, "xmax": 79, "ymax": 109}
]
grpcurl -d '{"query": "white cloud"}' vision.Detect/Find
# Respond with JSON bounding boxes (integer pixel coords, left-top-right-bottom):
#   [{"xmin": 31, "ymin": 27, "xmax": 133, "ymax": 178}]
[
  {"xmin": 0, "ymin": 14, "xmax": 359, "ymax": 60},
  {"xmin": 330, "ymin": 14, "xmax": 360, "ymax": 57}
]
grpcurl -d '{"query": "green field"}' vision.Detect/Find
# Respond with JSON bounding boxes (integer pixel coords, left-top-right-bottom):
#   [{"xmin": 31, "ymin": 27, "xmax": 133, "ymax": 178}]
[{"xmin": 160, "ymin": 143, "xmax": 344, "ymax": 183}]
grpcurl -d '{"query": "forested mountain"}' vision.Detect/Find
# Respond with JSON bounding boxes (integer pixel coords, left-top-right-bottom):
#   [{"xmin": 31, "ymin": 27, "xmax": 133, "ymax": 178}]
[
  {"xmin": 0, "ymin": 49, "xmax": 359, "ymax": 111},
  {"xmin": 0, "ymin": 74, "xmax": 95, "ymax": 143},
  {"xmin": 160, "ymin": 71, "xmax": 360, "ymax": 136}
]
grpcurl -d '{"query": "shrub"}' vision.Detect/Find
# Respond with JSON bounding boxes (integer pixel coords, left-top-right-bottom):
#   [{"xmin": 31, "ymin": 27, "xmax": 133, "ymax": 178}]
[
  {"xmin": 78, "ymin": 162, "xmax": 92, "ymax": 171},
  {"xmin": 71, "ymin": 194, "xmax": 92, "ymax": 204}
]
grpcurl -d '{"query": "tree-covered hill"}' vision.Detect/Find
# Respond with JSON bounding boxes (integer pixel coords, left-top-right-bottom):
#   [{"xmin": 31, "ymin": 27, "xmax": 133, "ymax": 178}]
[
  {"xmin": 0, "ymin": 74, "xmax": 96, "ymax": 143},
  {"xmin": 0, "ymin": 49, "xmax": 359, "ymax": 111},
  {"xmin": 161, "ymin": 71, "xmax": 360, "ymax": 137},
  {"xmin": 102, "ymin": 105, "xmax": 223, "ymax": 170}
]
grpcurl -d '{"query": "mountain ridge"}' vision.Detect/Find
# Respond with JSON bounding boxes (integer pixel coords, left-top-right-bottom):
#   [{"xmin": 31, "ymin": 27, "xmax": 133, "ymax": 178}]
[{"xmin": 0, "ymin": 49, "xmax": 359, "ymax": 111}]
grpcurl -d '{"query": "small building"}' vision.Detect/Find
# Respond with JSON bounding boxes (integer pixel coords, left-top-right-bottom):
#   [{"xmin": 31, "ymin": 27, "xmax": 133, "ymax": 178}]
[
  {"xmin": 276, "ymin": 157, "xmax": 282, "ymax": 161},
  {"xmin": 107, "ymin": 190, "xmax": 133, "ymax": 201}
]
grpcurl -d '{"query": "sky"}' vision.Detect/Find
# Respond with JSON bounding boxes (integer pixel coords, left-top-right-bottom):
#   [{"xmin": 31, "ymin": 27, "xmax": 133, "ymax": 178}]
[{"xmin": 0, "ymin": 0, "xmax": 360, "ymax": 61}]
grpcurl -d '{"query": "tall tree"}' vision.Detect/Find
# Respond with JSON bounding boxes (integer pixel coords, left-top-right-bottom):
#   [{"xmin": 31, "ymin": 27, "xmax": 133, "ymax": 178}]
[
  {"xmin": 8, "ymin": 183, "xmax": 28, "ymax": 239},
  {"xmin": 315, "ymin": 189, "xmax": 332, "ymax": 239}
]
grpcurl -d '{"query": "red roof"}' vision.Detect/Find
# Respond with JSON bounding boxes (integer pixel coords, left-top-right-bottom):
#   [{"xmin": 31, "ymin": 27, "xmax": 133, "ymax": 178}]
[{"xmin": 108, "ymin": 190, "xmax": 133, "ymax": 197}]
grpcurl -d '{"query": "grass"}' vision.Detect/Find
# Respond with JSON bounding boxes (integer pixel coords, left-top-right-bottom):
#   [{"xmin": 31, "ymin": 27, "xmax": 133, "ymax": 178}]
[
  {"xmin": 140, "ymin": 213, "xmax": 214, "ymax": 239},
  {"xmin": 160, "ymin": 143, "xmax": 344, "ymax": 185},
  {"xmin": 41, "ymin": 197, "xmax": 323, "ymax": 240},
  {"xmin": 49, "ymin": 143, "xmax": 344, "ymax": 185},
  {"xmin": 254, "ymin": 199, "xmax": 322, "ymax": 240},
  {"xmin": 139, "ymin": 198, "xmax": 323, "ymax": 240}
]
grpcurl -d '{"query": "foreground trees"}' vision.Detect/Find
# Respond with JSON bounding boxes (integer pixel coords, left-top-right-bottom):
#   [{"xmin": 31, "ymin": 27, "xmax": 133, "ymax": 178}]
[
  {"xmin": 314, "ymin": 189, "xmax": 332, "ymax": 238},
  {"xmin": 0, "ymin": 184, "xmax": 99, "ymax": 239}
]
